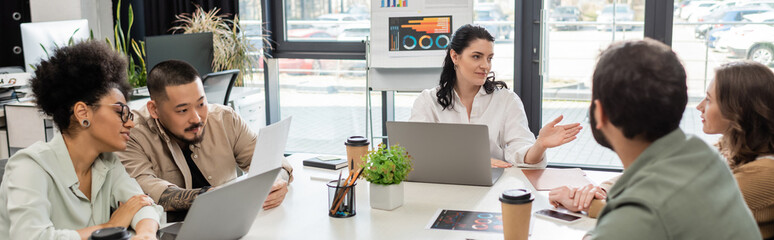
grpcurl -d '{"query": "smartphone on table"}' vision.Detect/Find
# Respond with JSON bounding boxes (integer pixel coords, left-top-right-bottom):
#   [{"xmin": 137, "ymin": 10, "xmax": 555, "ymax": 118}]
[{"xmin": 534, "ymin": 209, "xmax": 582, "ymax": 224}]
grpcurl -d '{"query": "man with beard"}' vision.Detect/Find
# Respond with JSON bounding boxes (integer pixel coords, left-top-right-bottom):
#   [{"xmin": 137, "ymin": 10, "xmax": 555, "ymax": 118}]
[
  {"xmin": 117, "ymin": 60, "xmax": 293, "ymax": 221},
  {"xmin": 582, "ymin": 39, "xmax": 759, "ymax": 239}
]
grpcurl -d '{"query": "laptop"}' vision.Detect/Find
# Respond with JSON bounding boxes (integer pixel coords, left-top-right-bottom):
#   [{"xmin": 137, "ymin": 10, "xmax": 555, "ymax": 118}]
[
  {"xmin": 159, "ymin": 167, "xmax": 281, "ymax": 240},
  {"xmin": 386, "ymin": 121, "xmax": 504, "ymax": 186}
]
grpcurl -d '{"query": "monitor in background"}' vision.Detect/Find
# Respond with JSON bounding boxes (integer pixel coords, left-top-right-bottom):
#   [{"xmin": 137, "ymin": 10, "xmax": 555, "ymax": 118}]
[
  {"xmin": 20, "ymin": 19, "xmax": 90, "ymax": 72},
  {"xmin": 145, "ymin": 32, "xmax": 214, "ymax": 77}
]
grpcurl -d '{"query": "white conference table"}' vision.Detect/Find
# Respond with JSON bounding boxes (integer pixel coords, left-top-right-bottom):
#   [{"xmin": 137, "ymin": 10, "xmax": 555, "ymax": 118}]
[{"xmin": 242, "ymin": 153, "xmax": 620, "ymax": 240}]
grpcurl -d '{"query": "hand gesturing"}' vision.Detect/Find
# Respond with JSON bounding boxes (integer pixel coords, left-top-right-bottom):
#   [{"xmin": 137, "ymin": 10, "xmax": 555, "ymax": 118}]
[{"xmin": 537, "ymin": 115, "xmax": 582, "ymax": 148}]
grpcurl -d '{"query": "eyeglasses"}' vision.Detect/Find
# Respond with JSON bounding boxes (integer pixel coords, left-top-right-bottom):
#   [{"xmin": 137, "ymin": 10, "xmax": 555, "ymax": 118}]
[{"xmin": 94, "ymin": 103, "xmax": 134, "ymax": 123}]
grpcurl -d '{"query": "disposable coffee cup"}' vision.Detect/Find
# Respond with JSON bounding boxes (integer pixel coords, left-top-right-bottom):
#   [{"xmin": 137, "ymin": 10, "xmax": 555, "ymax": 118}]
[
  {"xmin": 500, "ymin": 189, "xmax": 534, "ymax": 240},
  {"xmin": 345, "ymin": 136, "xmax": 369, "ymax": 172},
  {"xmin": 89, "ymin": 227, "xmax": 131, "ymax": 240}
]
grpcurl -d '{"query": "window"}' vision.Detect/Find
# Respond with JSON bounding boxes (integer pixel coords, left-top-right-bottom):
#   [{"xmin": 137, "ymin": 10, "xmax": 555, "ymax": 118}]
[
  {"xmin": 276, "ymin": 58, "xmax": 375, "ymax": 154},
  {"xmin": 238, "ymin": 0, "xmax": 266, "ymax": 87},
  {"xmin": 284, "ymin": 0, "xmax": 370, "ymax": 42},
  {"xmin": 237, "ymin": 0, "xmax": 267, "ymax": 132},
  {"xmin": 672, "ymin": 0, "xmax": 773, "ymax": 149},
  {"xmin": 541, "ymin": 0, "xmax": 646, "ymax": 168},
  {"xmin": 475, "ymin": 1, "xmax": 516, "ymax": 92}
]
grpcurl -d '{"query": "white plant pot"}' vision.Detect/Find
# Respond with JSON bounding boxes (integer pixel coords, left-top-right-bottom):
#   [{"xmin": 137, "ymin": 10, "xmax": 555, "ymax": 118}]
[{"xmin": 369, "ymin": 182, "xmax": 404, "ymax": 211}]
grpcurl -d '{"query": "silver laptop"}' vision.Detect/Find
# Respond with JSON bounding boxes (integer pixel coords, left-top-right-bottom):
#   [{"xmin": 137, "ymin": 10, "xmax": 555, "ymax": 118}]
[
  {"xmin": 160, "ymin": 167, "xmax": 281, "ymax": 240},
  {"xmin": 386, "ymin": 121, "xmax": 504, "ymax": 186}
]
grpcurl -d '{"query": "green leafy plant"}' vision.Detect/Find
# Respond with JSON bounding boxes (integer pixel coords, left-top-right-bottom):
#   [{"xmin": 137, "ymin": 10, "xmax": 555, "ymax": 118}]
[
  {"xmin": 106, "ymin": 0, "xmax": 146, "ymax": 88},
  {"xmin": 171, "ymin": 5, "xmax": 263, "ymax": 86},
  {"xmin": 362, "ymin": 144, "xmax": 413, "ymax": 185}
]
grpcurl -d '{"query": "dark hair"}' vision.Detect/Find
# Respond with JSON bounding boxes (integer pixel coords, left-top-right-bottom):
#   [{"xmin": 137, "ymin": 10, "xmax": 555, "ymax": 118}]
[
  {"xmin": 437, "ymin": 24, "xmax": 507, "ymax": 110},
  {"xmin": 591, "ymin": 38, "xmax": 687, "ymax": 141},
  {"xmin": 714, "ymin": 61, "xmax": 774, "ymax": 168},
  {"xmin": 147, "ymin": 60, "xmax": 200, "ymax": 101},
  {"xmin": 30, "ymin": 40, "xmax": 131, "ymax": 134}
]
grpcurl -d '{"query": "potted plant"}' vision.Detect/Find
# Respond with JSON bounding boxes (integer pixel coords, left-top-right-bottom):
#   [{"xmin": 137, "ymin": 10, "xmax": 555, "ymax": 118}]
[
  {"xmin": 170, "ymin": 5, "xmax": 262, "ymax": 86},
  {"xmin": 361, "ymin": 143, "xmax": 413, "ymax": 210},
  {"xmin": 107, "ymin": 0, "xmax": 147, "ymax": 88}
]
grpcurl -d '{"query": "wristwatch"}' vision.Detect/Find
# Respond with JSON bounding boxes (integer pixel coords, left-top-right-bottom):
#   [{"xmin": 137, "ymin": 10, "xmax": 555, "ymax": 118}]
[{"xmin": 199, "ymin": 186, "xmax": 212, "ymax": 195}]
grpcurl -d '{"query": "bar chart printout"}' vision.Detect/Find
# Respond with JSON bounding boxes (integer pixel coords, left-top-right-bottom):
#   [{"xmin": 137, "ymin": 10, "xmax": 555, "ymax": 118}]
[{"xmin": 388, "ymin": 16, "xmax": 452, "ymax": 52}]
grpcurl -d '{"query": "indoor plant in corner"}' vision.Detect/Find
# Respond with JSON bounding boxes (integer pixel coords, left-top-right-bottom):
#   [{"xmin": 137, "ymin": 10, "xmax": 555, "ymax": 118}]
[
  {"xmin": 170, "ymin": 5, "xmax": 260, "ymax": 86},
  {"xmin": 362, "ymin": 143, "xmax": 413, "ymax": 210}
]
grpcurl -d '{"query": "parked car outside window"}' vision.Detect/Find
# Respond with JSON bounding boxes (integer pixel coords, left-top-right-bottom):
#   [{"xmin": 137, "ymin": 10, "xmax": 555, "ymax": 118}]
[
  {"xmin": 596, "ymin": 4, "xmax": 635, "ymax": 31},
  {"xmin": 550, "ymin": 6, "xmax": 582, "ymax": 31}
]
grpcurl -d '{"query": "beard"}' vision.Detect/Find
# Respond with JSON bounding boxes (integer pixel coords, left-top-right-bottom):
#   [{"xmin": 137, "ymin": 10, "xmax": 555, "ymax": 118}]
[
  {"xmin": 165, "ymin": 122, "xmax": 206, "ymax": 145},
  {"xmin": 589, "ymin": 101, "xmax": 613, "ymax": 150}
]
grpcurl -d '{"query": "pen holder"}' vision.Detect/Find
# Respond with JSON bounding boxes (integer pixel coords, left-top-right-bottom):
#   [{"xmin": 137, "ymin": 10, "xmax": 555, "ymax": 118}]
[{"xmin": 327, "ymin": 180, "xmax": 357, "ymax": 218}]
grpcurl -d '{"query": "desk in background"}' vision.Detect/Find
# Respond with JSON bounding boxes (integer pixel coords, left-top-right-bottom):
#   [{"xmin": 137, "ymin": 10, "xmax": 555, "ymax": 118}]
[
  {"xmin": 3, "ymin": 101, "xmax": 53, "ymax": 157},
  {"xmin": 1, "ymin": 86, "xmax": 264, "ymax": 158},
  {"xmin": 2, "ymin": 97, "xmax": 150, "ymax": 158},
  {"xmin": 242, "ymin": 153, "xmax": 619, "ymax": 240}
]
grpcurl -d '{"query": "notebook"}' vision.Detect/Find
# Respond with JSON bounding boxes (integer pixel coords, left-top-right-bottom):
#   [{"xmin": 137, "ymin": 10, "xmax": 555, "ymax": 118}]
[{"xmin": 303, "ymin": 157, "xmax": 348, "ymax": 170}]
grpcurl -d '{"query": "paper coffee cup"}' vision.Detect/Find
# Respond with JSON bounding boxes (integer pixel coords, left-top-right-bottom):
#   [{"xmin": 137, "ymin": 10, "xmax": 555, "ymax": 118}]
[
  {"xmin": 500, "ymin": 189, "xmax": 534, "ymax": 240},
  {"xmin": 345, "ymin": 136, "xmax": 369, "ymax": 172}
]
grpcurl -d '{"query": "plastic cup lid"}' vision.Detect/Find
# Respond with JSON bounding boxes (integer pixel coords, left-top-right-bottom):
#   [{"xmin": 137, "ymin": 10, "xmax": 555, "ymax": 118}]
[
  {"xmin": 499, "ymin": 189, "xmax": 534, "ymax": 204},
  {"xmin": 89, "ymin": 227, "xmax": 130, "ymax": 240},
  {"xmin": 345, "ymin": 136, "xmax": 369, "ymax": 146}
]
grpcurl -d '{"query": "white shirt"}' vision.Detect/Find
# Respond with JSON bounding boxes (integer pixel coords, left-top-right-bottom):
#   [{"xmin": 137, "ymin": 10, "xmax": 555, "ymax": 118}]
[{"xmin": 410, "ymin": 86, "xmax": 547, "ymax": 168}]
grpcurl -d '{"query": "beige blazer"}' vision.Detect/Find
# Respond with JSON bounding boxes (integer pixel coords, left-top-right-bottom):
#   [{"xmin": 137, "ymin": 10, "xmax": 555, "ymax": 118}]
[{"xmin": 117, "ymin": 104, "xmax": 293, "ymax": 201}]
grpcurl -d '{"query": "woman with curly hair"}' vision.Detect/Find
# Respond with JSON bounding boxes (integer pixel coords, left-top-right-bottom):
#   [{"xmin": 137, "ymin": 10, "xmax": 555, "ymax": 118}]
[
  {"xmin": 697, "ymin": 61, "xmax": 774, "ymax": 239},
  {"xmin": 410, "ymin": 24, "xmax": 582, "ymax": 168},
  {"xmin": 0, "ymin": 41, "xmax": 161, "ymax": 240}
]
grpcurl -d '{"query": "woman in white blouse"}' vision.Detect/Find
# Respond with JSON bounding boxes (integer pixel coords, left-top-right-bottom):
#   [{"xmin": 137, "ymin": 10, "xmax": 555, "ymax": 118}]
[
  {"xmin": 410, "ymin": 24, "xmax": 582, "ymax": 168},
  {"xmin": 0, "ymin": 41, "xmax": 161, "ymax": 239}
]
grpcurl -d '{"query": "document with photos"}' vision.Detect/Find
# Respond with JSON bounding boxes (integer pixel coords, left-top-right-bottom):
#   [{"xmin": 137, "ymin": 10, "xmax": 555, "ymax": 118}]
[{"xmin": 427, "ymin": 209, "xmax": 503, "ymax": 233}]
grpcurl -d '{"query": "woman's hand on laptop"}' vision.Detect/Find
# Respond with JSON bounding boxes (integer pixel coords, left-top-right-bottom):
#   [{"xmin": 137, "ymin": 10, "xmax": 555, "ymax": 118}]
[
  {"xmin": 537, "ymin": 115, "xmax": 582, "ymax": 148},
  {"xmin": 490, "ymin": 158, "xmax": 513, "ymax": 168},
  {"xmin": 263, "ymin": 179, "xmax": 289, "ymax": 210}
]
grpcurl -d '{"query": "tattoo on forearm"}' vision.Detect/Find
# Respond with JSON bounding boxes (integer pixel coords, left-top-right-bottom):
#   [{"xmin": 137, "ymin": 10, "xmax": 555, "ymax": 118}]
[{"xmin": 157, "ymin": 187, "xmax": 200, "ymax": 212}]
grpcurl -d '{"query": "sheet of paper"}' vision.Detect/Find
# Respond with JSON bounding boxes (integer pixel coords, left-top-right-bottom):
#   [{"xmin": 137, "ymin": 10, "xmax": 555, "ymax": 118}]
[{"xmin": 521, "ymin": 168, "xmax": 593, "ymax": 191}]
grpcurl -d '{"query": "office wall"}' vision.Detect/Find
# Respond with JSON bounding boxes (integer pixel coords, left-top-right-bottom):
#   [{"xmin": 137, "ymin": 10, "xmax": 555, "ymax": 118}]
[{"xmin": 0, "ymin": 0, "xmax": 31, "ymax": 68}]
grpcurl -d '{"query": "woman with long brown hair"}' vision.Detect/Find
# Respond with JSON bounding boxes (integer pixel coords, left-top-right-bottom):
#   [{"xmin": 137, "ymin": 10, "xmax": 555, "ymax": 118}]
[
  {"xmin": 410, "ymin": 24, "xmax": 582, "ymax": 168},
  {"xmin": 697, "ymin": 60, "xmax": 774, "ymax": 239}
]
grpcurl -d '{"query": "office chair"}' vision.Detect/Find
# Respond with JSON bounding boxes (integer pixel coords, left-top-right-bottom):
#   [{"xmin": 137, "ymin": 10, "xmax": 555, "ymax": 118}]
[{"xmin": 202, "ymin": 69, "xmax": 239, "ymax": 106}]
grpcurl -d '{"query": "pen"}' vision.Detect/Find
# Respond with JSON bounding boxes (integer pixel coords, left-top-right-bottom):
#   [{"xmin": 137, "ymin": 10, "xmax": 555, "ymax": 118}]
[
  {"xmin": 330, "ymin": 170, "xmax": 357, "ymax": 214},
  {"xmin": 335, "ymin": 171, "xmax": 342, "ymax": 188},
  {"xmin": 329, "ymin": 171, "xmax": 345, "ymax": 214}
]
